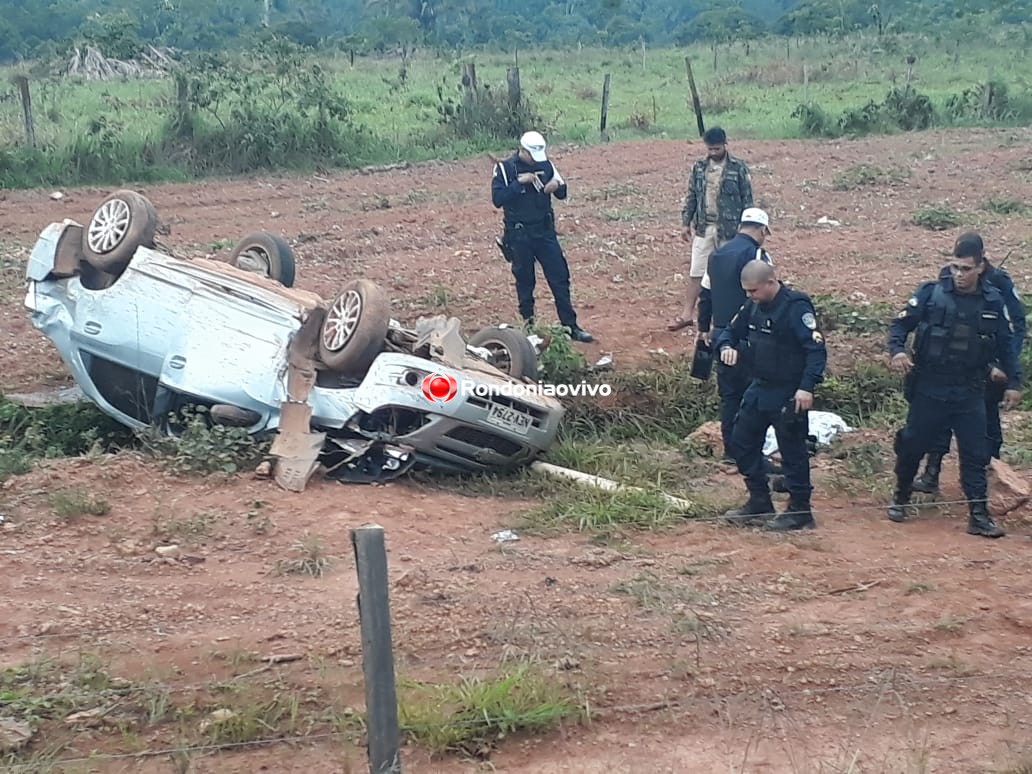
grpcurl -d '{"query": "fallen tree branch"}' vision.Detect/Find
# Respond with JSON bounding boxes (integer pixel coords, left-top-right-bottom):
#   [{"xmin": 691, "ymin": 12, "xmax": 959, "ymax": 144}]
[{"xmin": 826, "ymin": 579, "xmax": 882, "ymax": 596}]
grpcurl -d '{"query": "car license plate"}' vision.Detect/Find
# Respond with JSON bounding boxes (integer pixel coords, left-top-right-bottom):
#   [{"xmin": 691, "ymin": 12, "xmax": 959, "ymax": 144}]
[{"xmin": 485, "ymin": 403, "xmax": 532, "ymax": 436}]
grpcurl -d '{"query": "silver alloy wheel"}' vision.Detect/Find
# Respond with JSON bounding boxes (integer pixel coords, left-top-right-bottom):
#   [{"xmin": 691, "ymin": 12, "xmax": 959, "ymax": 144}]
[
  {"xmin": 87, "ymin": 198, "xmax": 132, "ymax": 254},
  {"xmin": 322, "ymin": 289, "xmax": 363, "ymax": 351},
  {"xmin": 235, "ymin": 247, "xmax": 272, "ymax": 276}
]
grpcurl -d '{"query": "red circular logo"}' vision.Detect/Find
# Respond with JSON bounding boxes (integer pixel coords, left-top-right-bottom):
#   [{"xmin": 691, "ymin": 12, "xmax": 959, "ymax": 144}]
[{"xmin": 421, "ymin": 373, "xmax": 458, "ymax": 403}]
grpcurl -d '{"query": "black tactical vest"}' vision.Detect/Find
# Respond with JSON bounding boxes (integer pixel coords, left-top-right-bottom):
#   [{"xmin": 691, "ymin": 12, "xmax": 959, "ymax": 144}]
[
  {"xmin": 499, "ymin": 155, "xmax": 555, "ymax": 233},
  {"xmin": 747, "ymin": 289, "xmax": 808, "ymax": 387},
  {"xmin": 914, "ymin": 283, "xmax": 999, "ymax": 377}
]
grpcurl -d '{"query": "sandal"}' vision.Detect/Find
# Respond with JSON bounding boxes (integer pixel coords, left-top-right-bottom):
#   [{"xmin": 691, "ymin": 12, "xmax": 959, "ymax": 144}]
[{"xmin": 667, "ymin": 317, "xmax": 694, "ymax": 332}]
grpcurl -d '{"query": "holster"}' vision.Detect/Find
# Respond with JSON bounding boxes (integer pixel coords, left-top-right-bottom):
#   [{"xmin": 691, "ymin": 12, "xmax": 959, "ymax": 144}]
[
  {"xmin": 903, "ymin": 368, "xmax": 917, "ymax": 402},
  {"xmin": 779, "ymin": 399, "xmax": 808, "ymax": 436},
  {"xmin": 495, "ymin": 235, "xmax": 516, "ymax": 263}
]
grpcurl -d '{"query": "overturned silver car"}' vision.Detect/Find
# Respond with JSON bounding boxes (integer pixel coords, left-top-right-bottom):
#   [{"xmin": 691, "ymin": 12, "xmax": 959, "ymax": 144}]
[{"xmin": 24, "ymin": 190, "xmax": 564, "ymax": 486}]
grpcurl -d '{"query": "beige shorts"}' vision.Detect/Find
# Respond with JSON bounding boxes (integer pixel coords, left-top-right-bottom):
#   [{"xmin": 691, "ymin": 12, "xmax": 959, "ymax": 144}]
[{"xmin": 689, "ymin": 224, "xmax": 720, "ymax": 279}]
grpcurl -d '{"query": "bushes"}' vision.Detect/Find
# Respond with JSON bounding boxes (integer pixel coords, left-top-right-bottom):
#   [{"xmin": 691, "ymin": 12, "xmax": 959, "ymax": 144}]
[
  {"xmin": 795, "ymin": 86, "xmax": 934, "ymax": 138},
  {"xmin": 435, "ymin": 77, "xmax": 543, "ymax": 142}
]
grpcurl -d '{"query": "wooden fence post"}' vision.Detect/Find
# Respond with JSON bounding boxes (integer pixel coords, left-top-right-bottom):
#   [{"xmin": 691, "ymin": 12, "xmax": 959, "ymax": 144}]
[
  {"xmin": 599, "ymin": 73, "xmax": 611, "ymax": 141},
  {"xmin": 13, "ymin": 76, "xmax": 35, "ymax": 149},
  {"xmin": 352, "ymin": 524, "xmax": 402, "ymax": 774},
  {"xmin": 684, "ymin": 57, "xmax": 705, "ymax": 138},
  {"xmin": 461, "ymin": 62, "xmax": 479, "ymax": 105},
  {"xmin": 506, "ymin": 66, "xmax": 521, "ymax": 112}
]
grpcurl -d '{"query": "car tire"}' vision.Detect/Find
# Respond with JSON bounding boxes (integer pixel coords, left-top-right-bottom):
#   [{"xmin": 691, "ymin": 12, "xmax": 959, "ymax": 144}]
[
  {"xmin": 468, "ymin": 326, "xmax": 539, "ymax": 380},
  {"xmin": 319, "ymin": 279, "xmax": 390, "ymax": 377},
  {"xmin": 229, "ymin": 232, "xmax": 296, "ymax": 288},
  {"xmin": 82, "ymin": 189, "xmax": 158, "ymax": 275}
]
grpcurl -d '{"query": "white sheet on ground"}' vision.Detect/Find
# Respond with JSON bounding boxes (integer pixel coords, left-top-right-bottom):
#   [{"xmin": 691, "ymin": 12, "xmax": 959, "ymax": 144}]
[{"xmin": 763, "ymin": 410, "xmax": 853, "ymax": 458}]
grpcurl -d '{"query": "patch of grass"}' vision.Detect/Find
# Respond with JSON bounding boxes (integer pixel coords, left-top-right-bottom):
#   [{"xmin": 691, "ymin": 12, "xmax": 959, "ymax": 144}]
[
  {"xmin": 559, "ymin": 358, "xmax": 720, "ymax": 444},
  {"xmin": 906, "ymin": 581, "xmax": 937, "ymax": 594},
  {"xmin": 0, "ymin": 448, "xmax": 34, "ymax": 483},
  {"xmin": 199, "ymin": 692, "xmax": 302, "ymax": 744},
  {"xmin": 520, "ymin": 485, "xmax": 692, "ymax": 534},
  {"xmin": 816, "ymin": 362, "xmax": 906, "ymax": 427},
  {"xmin": 531, "ymin": 324, "xmax": 589, "ymax": 384},
  {"xmin": 579, "ymin": 182, "xmax": 641, "ymax": 201},
  {"xmin": 153, "ymin": 509, "xmax": 222, "ymax": 544},
  {"xmin": 832, "ymin": 164, "xmax": 910, "ymax": 190},
  {"xmin": 49, "ymin": 488, "xmax": 112, "ymax": 519},
  {"xmin": 828, "ymin": 439, "xmax": 888, "ymax": 479},
  {"xmin": 982, "ymin": 196, "xmax": 1028, "ymax": 215},
  {"xmin": 0, "ymin": 395, "xmax": 133, "ymax": 468},
  {"xmin": 275, "ymin": 532, "xmax": 332, "ymax": 577},
  {"xmin": 912, "ymin": 205, "xmax": 963, "ymax": 231},
  {"xmin": 811, "ymin": 293, "xmax": 895, "ymax": 334},
  {"xmin": 397, "ymin": 662, "xmax": 580, "ymax": 756},
  {"xmin": 543, "ymin": 438, "xmax": 695, "ymax": 495},
  {"xmin": 933, "ymin": 614, "xmax": 967, "ymax": 633}
]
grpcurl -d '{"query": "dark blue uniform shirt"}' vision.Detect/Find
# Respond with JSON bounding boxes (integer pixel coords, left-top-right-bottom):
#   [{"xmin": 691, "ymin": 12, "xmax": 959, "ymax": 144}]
[{"xmin": 698, "ymin": 232, "xmax": 772, "ymax": 333}]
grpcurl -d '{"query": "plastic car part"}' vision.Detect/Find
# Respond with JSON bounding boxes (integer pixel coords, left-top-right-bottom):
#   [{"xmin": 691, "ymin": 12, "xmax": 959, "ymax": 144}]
[
  {"xmin": 468, "ymin": 326, "xmax": 539, "ymax": 380},
  {"xmin": 81, "ymin": 189, "xmax": 158, "ymax": 274},
  {"xmin": 229, "ymin": 232, "xmax": 297, "ymax": 288},
  {"xmin": 318, "ymin": 279, "xmax": 390, "ymax": 377}
]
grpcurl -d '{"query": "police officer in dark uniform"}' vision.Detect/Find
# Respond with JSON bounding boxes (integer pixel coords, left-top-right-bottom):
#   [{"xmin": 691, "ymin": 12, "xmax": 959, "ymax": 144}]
[
  {"xmin": 715, "ymin": 260, "xmax": 827, "ymax": 531},
  {"xmin": 887, "ymin": 243, "xmax": 1022, "ymax": 538},
  {"xmin": 698, "ymin": 207, "xmax": 774, "ymax": 462},
  {"xmin": 912, "ymin": 232, "xmax": 1027, "ymax": 493},
  {"xmin": 491, "ymin": 130, "xmax": 593, "ymax": 343}
]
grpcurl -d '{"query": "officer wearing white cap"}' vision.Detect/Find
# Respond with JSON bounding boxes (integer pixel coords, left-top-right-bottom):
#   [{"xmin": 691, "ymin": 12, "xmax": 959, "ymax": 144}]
[
  {"xmin": 697, "ymin": 207, "xmax": 774, "ymax": 463},
  {"xmin": 491, "ymin": 130, "xmax": 593, "ymax": 343}
]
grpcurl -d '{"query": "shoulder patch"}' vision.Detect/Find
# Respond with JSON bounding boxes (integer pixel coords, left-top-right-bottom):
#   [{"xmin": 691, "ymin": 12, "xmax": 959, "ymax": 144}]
[
  {"xmin": 801, "ymin": 312, "xmax": 817, "ymax": 330},
  {"xmin": 897, "ymin": 310, "xmax": 907, "ymax": 319},
  {"xmin": 908, "ymin": 297, "xmax": 919, "ymax": 307},
  {"xmin": 812, "ymin": 331, "xmax": 824, "ymax": 344}
]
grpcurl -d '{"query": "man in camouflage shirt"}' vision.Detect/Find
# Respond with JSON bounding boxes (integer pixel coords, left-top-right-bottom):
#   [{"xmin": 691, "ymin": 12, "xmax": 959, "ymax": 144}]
[{"xmin": 669, "ymin": 127, "xmax": 754, "ymax": 332}]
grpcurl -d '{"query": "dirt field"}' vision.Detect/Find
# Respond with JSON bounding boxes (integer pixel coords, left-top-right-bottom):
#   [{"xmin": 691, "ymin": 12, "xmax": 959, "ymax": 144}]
[{"xmin": 3, "ymin": 129, "xmax": 1032, "ymax": 773}]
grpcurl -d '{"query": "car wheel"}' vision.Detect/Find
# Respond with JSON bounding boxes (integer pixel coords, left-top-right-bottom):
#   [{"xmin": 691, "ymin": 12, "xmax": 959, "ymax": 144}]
[
  {"xmin": 319, "ymin": 279, "xmax": 390, "ymax": 377},
  {"xmin": 468, "ymin": 326, "xmax": 539, "ymax": 380},
  {"xmin": 229, "ymin": 232, "xmax": 296, "ymax": 288},
  {"xmin": 81, "ymin": 189, "xmax": 158, "ymax": 275}
]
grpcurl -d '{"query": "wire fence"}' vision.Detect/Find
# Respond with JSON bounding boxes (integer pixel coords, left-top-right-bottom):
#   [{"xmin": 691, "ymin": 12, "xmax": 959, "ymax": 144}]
[
  {"xmin": 4, "ymin": 665, "xmax": 1032, "ymax": 771},
  {"xmin": 2, "ymin": 495, "xmax": 1030, "ymax": 770}
]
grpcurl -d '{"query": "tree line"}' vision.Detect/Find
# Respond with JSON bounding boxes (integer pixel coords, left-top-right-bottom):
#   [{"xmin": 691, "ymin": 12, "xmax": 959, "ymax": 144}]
[{"xmin": 1, "ymin": 0, "xmax": 1031, "ymax": 62}]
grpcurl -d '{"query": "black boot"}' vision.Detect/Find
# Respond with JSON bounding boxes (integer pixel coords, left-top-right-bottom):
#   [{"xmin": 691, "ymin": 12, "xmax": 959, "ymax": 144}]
[
  {"xmin": 967, "ymin": 502, "xmax": 1005, "ymax": 539},
  {"xmin": 912, "ymin": 453, "xmax": 944, "ymax": 494},
  {"xmin": 721, "ymin": 492, "xmax": 775, "ymax": 526},
  {"xmin": 765, "ymin": 497, "xmax": 817, "ymax": 531},
  {"xmin": 887, "ymin": 487, "xmax": 911, "ymax": 523}
]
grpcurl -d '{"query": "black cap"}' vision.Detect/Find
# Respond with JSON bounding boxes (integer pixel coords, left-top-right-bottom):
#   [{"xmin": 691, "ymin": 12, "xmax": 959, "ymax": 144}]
[
  {"xmin": 953, "ymin": 231, "xmax": 984, "ymax": 258},
  {"xmin": 703, "ymin": 127, "xmax": 726, "ymax": 145}
]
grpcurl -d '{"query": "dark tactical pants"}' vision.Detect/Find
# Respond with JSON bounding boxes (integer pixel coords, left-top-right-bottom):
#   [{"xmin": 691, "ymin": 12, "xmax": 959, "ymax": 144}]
[
  {"xmin": 896, "ymin": 392, "xmax": 989, "ymax": 502},
  {"xmin": 507, "ymin": 226, "xmax": 577, "ymax": 328},
  {"xmin": 730, "ymin": 382, "xmax": 811, "ymax": 501},
  {"xmin": 926, "ymin": 380, "xmax": 1005, "ymax": 461}
]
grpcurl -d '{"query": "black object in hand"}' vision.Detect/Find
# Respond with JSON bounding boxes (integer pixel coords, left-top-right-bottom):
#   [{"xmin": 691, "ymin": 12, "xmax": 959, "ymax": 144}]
[{"xmin": 690, "ymin": 338, "xmax": 713, "ymax": 380}]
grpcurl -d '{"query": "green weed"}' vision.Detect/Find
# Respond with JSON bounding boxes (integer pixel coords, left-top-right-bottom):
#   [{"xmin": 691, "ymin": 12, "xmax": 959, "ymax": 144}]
[
  {"xmin": 141, "ymin": 406, "xmax": 269, "ymax": 476},
  {"xmin": 397, "ymin": 662, "xmax": 579, "ymax": 756},
  {"xmin": 982, "ymin": 196, "xmax": 1028, "ymax": 215},
  {"xmin": 49, "ymin": 488, "xmax": 111, "ymax": 519},
  {"xmin": 912, "ymin": 205, "xmax": 963, "ymax": 231},
  {"xmin": 275, "ymin": 532, "xmax": 332, "ymax": 577}
]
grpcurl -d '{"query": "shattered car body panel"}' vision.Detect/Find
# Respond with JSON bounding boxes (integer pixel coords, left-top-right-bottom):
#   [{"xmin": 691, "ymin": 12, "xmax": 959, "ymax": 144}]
[{"xmin": 25, "ymin": 218, "xmax": 565, "ymax": 484}]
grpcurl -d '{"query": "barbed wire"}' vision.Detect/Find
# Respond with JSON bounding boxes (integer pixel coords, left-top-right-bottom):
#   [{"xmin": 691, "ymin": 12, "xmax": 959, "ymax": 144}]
[
  {"xmin": 3, "ymin": 666, "xmax": 1031, "ymax": 771},
  {"xmin": 0, "ymin": 492, "xmax": 1028, "ymax": 650}
]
